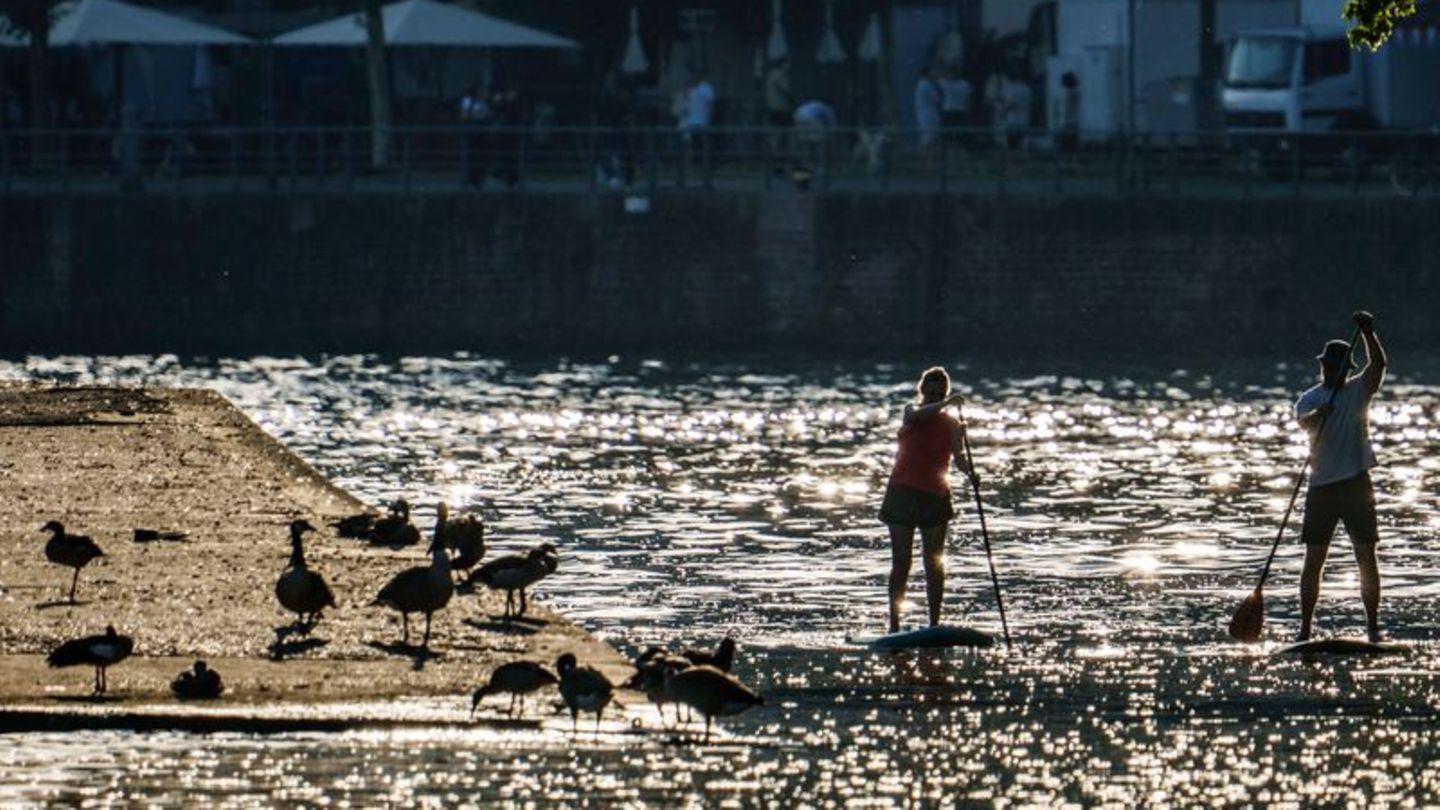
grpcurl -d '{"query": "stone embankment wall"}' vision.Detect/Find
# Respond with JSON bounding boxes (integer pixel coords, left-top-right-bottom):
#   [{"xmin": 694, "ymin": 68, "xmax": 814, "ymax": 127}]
[{"xmin": 2, "ymin": 193, "xmax": 1436, "ymax": 356}]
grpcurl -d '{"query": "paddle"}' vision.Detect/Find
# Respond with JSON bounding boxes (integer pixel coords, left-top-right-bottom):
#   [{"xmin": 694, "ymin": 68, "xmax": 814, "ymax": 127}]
[
  {"xmin": 1228, "ymin": 323, "xmax": 1363, "ymax": 642},
  {"xmin": 956, "ymin": 401, "xmax": 1014, "ymax": 650}
]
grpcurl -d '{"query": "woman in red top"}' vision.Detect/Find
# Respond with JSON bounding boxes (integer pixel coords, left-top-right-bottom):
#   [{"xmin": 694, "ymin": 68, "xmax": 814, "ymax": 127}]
[{"xmin": 879, "ymin": 367, "xmax": 974, "ymax": 633}]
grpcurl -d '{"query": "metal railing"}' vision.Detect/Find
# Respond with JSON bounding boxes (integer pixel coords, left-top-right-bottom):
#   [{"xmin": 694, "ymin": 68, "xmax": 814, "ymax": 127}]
[{"xmin": 1, "ymin": 124, "xmax": 1436, "ymax": 198}]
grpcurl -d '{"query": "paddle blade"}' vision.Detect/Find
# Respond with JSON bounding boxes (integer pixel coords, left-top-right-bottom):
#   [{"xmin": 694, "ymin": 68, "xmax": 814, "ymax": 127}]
[{"xmin": 1229, "ymin": 587, "xmax": 1265, "ymax": 642}]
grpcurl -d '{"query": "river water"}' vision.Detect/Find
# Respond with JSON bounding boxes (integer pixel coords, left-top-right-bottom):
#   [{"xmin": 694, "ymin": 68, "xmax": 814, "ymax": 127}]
[{"xmin": 2, "ymin": 353, "xmax": 1438, "ymax": 806}]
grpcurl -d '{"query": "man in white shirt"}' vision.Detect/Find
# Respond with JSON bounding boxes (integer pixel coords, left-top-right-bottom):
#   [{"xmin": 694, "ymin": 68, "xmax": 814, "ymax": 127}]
[{"xmin": 1294, "ymin": 310, "xmax": 1387, "ymax": 642}]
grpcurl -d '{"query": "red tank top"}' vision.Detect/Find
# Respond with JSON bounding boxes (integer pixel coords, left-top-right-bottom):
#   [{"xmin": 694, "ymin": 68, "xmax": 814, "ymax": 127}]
[{"xmin": 889, "ymin": 411, "xmax": 957, "ymax": 495}]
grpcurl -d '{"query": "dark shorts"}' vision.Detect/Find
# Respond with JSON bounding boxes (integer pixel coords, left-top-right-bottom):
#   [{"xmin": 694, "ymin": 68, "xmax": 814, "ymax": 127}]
[
  {"xmin": 1300, "ymin": 472, "xmax": 1379, "ymax": 547},
  {"xmin": 879, "ymin": 482, "xmax": 955, "ymax": 528}
]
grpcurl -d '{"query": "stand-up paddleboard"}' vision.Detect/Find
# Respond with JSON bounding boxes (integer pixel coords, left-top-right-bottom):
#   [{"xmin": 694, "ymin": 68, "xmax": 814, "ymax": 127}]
[
  {"xmin": 1275, "ymin": 637, "xmax": 1407, "ymax": 657},
  {"xmin": 854, "ymin": 625, "xmax": 996, "ymax": 650}
]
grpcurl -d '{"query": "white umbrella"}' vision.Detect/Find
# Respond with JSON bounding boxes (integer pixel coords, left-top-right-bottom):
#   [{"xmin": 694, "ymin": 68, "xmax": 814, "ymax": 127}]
[
  {"xmin": 765, "ymin": 0, "xmax": 787, "ymax": 60},
  {"xmin": 858, "ymin": 12, "xmax": 882, "ymax": 63},
  {"xmin": 48, "ymin": 0, "xmax": 250, "ymax": 45},
  {"xmin": 815, "ymin": 1, "xmax": 845, "ymax": 64},
  {"xmin": 620, "ymin": 5, "xmax": 647, "ymax": 74},
  {"xmin": 274, "ymin": 0, "xmax": 576, "ymax": 48}
]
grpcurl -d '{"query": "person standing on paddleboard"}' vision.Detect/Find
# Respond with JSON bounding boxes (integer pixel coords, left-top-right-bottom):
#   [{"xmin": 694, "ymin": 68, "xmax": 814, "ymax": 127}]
[
  {"xmin": 880, "ymin": 367, "xmax": 977, "ymax": 633},
  {"xmin": 1295, "ymin": 310, "xmax": 1387, "ymax": 643}
]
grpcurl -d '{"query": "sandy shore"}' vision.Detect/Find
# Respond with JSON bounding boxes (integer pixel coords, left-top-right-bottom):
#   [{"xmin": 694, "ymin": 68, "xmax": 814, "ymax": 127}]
[{"xmin": 0, "ymin": 384, "xmax": 631, "ymax": 725}]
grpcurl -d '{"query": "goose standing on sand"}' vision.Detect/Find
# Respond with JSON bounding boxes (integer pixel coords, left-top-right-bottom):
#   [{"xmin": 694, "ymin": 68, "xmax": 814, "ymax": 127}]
[
  {"xmin": 436, "ymin": 502, "xmax": 485, "ymax": 583},
  {"xmin": 464, "ymin": 543, "xmax": 558, "ymax": 619},
  {"xmin": 373, "ymin": 533, "xmax": 453, "ymax": 647},
  {"xmin": 41, "ymin": 520, "xmax": 105, "ymax": 603},
  {"xmin": 626, "ymin": 647, "xmax": 693, "ymax": 726},
  {"xmin": 556, "ymin": 652, "xmax": 615, "ymax": 733},
  {"xmin": 46, "ymin": 625, "xmax": 133, "ymax": 695},
  {"xmin": 275, "ymin": 519, "xmax": 336, "ymax": 629},
  {"xmin": 171, "ymin": 660, "xmax": 225, "ymax": 699},
  {"xmin": 680, "ymin": 636, "xmax": 738, "ymax": 672},
  {"xmin": 665, "ymin": 665, "xmax": 763, "ymax": 743},
  {"xmin": 470, "ymin": 660, "xmax": 559, "ymax": 718},
  {"xmin": 371, "ymin": 499, "xmax": 421, "ymax": 547}
]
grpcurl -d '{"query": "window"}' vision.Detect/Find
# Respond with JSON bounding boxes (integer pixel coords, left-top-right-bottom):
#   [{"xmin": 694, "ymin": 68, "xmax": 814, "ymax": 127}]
[
  {"xmin": 1226, "ymin": 36, "xmax": 1298, "ymax": 89},
  {"xmin": 1303, "ymin": 39, "xmax": 1352, "ymax": 83}
]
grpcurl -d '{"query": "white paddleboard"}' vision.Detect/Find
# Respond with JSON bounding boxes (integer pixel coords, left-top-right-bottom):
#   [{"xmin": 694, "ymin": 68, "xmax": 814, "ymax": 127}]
[
  {"xmin": 856, "ymin": 625, "xmax": 995, "ymax": 650},
  {"xmin": 1275, "ymin": 637, "xmax": 1407, "ymax": 657}
]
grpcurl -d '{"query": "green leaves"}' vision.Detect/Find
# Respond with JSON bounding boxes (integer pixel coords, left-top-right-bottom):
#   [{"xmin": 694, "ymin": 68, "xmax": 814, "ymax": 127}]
[{"xmin": 1343, "ymin": 0, "xmax": 1419, "ymax": 50}]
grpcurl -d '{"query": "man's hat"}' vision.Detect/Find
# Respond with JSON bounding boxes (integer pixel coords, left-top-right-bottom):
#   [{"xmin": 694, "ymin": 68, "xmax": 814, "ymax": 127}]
[{"xmin": 1316, "ymin": 339, "xmax": 1357, "ymax": 370}]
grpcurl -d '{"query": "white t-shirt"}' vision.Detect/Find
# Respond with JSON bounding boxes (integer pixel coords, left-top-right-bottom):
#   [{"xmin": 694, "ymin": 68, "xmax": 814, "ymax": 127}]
[{"xmin": 1295, "ymin": 376, "xmax": 1378, "ymax": 488}]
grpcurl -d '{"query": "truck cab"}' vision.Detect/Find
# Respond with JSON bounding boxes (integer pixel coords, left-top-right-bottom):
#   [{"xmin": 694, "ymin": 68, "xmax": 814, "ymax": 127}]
[{"xmin": 1222, "ymin": 27, "xmax": 1363, "ymax": 137}]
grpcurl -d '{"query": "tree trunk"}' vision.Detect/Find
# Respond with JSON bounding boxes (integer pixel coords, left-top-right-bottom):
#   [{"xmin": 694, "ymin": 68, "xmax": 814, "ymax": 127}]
[
  {"xmin": 1198, "ymin": 0, "xmax": 1219, "ymax": 131},
  {"xmin": 362, "ymin": 0, "xmax": 391, "ymax": 168}
]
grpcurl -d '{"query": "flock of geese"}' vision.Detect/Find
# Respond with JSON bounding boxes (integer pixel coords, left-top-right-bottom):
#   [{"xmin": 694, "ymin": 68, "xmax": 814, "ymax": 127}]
[{"xmin": 36, "ymin": 500, "xmax": 764, "ymax": 742}]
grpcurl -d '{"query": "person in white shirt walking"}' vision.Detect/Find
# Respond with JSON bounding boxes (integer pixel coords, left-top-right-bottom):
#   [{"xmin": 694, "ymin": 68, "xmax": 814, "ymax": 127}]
[{"xmin": 1294, "ymin": 310, "xmax": 1388, "ymax": 642}]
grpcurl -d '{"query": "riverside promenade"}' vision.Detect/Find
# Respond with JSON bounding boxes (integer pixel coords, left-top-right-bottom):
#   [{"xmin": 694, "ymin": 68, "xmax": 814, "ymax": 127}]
[{"xmin": 0, "ymin": 383, "xmax": 629, "ymax": 730}]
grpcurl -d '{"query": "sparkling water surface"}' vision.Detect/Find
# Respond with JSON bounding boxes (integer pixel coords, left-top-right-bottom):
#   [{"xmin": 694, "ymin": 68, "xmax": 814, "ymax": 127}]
[{"xmin": 3, "ymin": 353, "xmax": 1439, "ymax": 807}]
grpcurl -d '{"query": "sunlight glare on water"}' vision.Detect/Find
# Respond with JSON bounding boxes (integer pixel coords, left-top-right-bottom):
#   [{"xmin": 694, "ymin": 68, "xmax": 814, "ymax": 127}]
[{"xmin": 3, "ymin": 353, "xmax": 1440, "ymax": 805}]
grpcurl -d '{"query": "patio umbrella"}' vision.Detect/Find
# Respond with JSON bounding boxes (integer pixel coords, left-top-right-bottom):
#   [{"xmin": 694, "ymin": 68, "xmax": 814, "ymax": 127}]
[
  {"xmin": 765, "ymin": 0, "xmax": 787, "ymax": 61},
  {"xmin": 274, "ymin": 0, "xmax": 576, "ymax": 48},
  {"xmin": 620, "ymin": 5, "xmax": 647, "ymax": 75},
  {"xmin": 48, "ymin": 0, "xmax": 251, "ymax": 45},
  {"xmin": 815, "ymin": 0, "xmax": 845, "ymax": 64},
  {"xmin": 858, "ymin": 12, "xmax": 882, "ymax": 63}
]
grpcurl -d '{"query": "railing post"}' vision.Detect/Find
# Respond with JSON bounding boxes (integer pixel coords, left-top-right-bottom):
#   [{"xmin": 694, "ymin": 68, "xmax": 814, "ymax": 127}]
[
  {"xmin": 344, "ymin": 129, "xmax": 354, "ymax": 191},
  {"xmin": 702, "ymin": 129, "xmax": 713, "ymax": 190},
  {"xmin": 516, "ymin": 130, "xmax": 527, "ymax": 192},
  {"xmin": 1169, "ymin": 132, "xmax": 1179, "ymax": 194},
  {"xmin": 403, "ymin": 132, "xmax": 412, "ymax": 193},
  {"xmin": 821, "ymin": 132, "xmax": 831, "ymax": 193},
  {"xmin": 939, "ymin": 132, "xmax": 949, "ymax": 194},
  {"xmin": 174, "ymin": 132, "xmax": 185, "ymax": 194},
  {"xmin": 763, "ymin": 125, "xmax": 773, "ymax": 191},
  {"xmin": 1, "ymin": 131, "xmax": 9, "ymax": 193},
  {"xmin": 1291, "ymin": 136, "xmax": 1301, "ymax": 198},
  {"xmin": 288, "ymin": 133, "xmax": 298, "ymax": 192},
  {"xmin": 317, "ymin": 129, "xmax": 327, "ymax": 189},
  {"xmin": 646, "ymin": 128, "xmax": 657, "ymax": 193},
  {"xmin": 230, "ymin": 130, "xmax": 240, "ymax": 192},
  {"xmin": 880, "ymin": 128, "xmax": 891, "ymax": 194},
  {"xmin": 59, "ymin": 132, "xmax": 69, "ymax": 193}
]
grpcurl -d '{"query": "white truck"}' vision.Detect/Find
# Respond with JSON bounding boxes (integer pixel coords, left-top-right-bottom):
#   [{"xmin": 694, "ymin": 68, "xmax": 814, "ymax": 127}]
[{"xmin": 1222, "ymin": 0, "xmax": 1440, "ymax": 167}]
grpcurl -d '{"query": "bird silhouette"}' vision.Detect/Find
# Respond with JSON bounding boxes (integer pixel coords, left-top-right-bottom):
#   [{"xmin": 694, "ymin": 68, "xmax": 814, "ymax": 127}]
[
  {"xmin": 41, "ymin": 520, "xmax": 104, "ymax": 603},
  {"xmin": 556, "ymin": 652, "xmax": 615, "ymax": 734},
  {"xmin": 463, "ymin": 543, "xmax": 558, "ymax": 620},
  {"xmin": 470, "ymin": 660, "xmax": 559, "ymax": 718},
  {"xmin": 47, "ymin": 625, "xmax": 133, "ymax": 695},
  {"xmin": 373, "ymin": 533, "xmax": 453, "ymax": 647},
  {"xmin": 275, "ymin": 519, "xmax": 336, "ymax": 629},
  {"xmin": 665, "ymin": 665, "xmax": 763, "ymax": 743}
]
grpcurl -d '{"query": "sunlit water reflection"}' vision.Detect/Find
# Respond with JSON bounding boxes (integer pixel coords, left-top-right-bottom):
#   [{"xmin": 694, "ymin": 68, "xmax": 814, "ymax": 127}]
[{"xmin": 3, "ymin": 354, "xmax": 1439, "ymax": 806}]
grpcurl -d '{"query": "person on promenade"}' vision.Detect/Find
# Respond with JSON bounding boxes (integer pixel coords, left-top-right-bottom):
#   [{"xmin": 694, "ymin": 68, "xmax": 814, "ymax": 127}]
[
  {"xmin": 764, "ymin": 57, "xmax": 793, "ymax": 176},
  {"xmin": 913, "ymin": 64, "xmax": 943, "ymax": 160},
  {"xmin": 1296, "ymin": 310, "xmax": 1387, "ymax": 642},
  {"xmin": 880, "ymin": 367, "xmax": 976, "ymax": 633},
  {"xmin": 459, "ymin": 82, "xmax": 490, "ymax": 188}
]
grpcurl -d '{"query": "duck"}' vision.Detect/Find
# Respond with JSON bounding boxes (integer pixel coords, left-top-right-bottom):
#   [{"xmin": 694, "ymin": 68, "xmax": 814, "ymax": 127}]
[
  {"xmin": 555, "ymin": 652, "xmax": 615, "ymax": 733},
  {"xmin": 470, "ymin": 660, "xmax": 559, "ymax": 718},
  {"xmin": 680, "ymin": 636, "xmax": 738, "ymax": 673},
  {"xmin": 171, "ymin": 660, "xmax": 224, "ymax": 699},
  {"xmin": 132, "ymin": 528, "xmax": 189, "ymax": 543},
  {"xmin": 664, "ymin": 665, "xmax": 764, "ymax": 743},
  {"xmin": 41, "ymin": 520, "xmax": 105, "ymax": 603},
  {"xmin": 463, "ymin": 543, "xmax": 558, "ymax": 620},
  {"xmin": 436, "ymin": 502, "xmax": 485, "ymax": 582},
  {"xmin": 625, "ymin": 647, "xmax": 693, "ymax": 726},
  {"xmin": 46, "ymin": 625, "xmax": 134, "ymax": 695},
  {"xmin": 275, "ymin": 519, "xmax": 336, "ymax": 628},
  {"xmin": 372, "ymin": 532, "xmax": 453, "ymax": 647},
  {"xmin": 370, "ymin": 499, "xmax": 421, "ymax": 547}
]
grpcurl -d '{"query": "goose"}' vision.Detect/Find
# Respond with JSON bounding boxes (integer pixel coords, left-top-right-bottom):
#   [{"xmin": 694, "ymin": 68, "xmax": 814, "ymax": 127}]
[
  {"xmin": 470, "ymin": 660, "xmax": 559, "ymax": 717},
  {"xmin": 171, "ymin": 660, "xmax": 224, "ymax": 699},
  {"xmin": 370, "ymin": 499, "xmax": 421, "ymax": 547},
  {"xmin": 556, "ymin": 652, "xmax": 615, "ymax": 733},
  {"xmin": 680, "ymin": 636, "xmax": 738, "ymax": 673},
  {"xmin": 373, "ymin": 533, "xmax": 453, "ymax": 647},
  {"xmin": 275, "ymin": 519, "xmax": 336, "ymax": 628},
  {"xmin": 464, "ymin": 543, "xmax": 558, "ymax": 619},
  {"xmin": 436, "ymin": 502, "xmax": 485, "ymax": 582},
  {"xmin": 41, "ymin": 520, "xmax": 104, "ymax": 603},
  {"xmin": 625, "ymin": 647, "xmax": 693, "ymax": 726},
  {"xmin": 330, "ymin": 511, "xmax": 378, "ymax": 540},
  {"xmin": 132, "ymin": 528, "xmax": 189, "ymax": 543},
  {"xmin": 664, "ymin": 665, "xmax": 763, "ymax": 743},
  {"xmin": 46, "ymin": 625, "xmax": 133, "ymax": 695}
]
